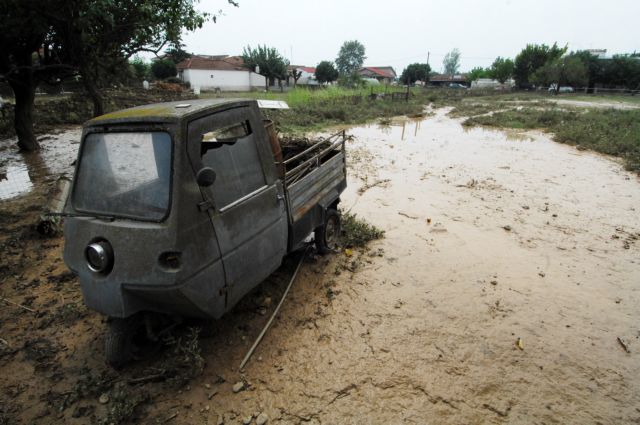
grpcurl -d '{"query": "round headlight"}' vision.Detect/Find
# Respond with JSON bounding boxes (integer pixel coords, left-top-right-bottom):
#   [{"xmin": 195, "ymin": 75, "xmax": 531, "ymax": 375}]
[{"xmin": 85, "ymin": 241, "xmax": 113, "ymax": 273}]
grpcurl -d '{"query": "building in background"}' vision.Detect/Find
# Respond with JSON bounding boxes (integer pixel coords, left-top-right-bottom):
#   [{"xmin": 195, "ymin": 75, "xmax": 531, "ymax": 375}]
[
  {"xmin": 358, "ymin": 67, "xmax": 397, "ymax": 84},
  {"xmin": 429, "ymin": 74, "xmax": 469, "ymax": 87},
  {"xmin": 176, "ymin": 55, "xmax": 265, "ymax": 92},
  {"xmin": 287, "ymin": 66, "xmax": 318, "ymax": 86}
]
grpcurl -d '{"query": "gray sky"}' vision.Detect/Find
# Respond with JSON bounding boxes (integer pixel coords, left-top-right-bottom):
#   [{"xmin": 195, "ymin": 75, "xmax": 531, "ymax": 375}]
[{"xmin": 179, "ymin": 0, "xmax": 639, "ymax": 74}]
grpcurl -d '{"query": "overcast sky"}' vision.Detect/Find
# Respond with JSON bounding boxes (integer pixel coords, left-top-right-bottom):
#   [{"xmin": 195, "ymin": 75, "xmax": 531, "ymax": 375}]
[{"xmin": 179, "ymin": 0, "xmax": 639, "ymax": 74}]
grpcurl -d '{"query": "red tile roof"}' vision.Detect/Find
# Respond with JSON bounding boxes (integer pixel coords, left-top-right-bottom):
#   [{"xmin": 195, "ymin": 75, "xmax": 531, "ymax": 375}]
[
  {"xmin": 360, "ymin": 66, "xmax": 396, "ymax": 78},
  {"xmin": 176, "ymin": 56, "xmax": 247, "ymax": 71},
  {"xmin": 298, "ymin": 66, "xmax": 316, "ymax": 74}
]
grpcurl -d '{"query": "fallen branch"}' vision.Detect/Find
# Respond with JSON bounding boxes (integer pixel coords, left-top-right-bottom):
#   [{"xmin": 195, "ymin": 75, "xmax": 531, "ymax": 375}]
[
  {"xmin": 1, "ymin": 296, "xmax": 36, "ymax": 313},
  {"xmin": 128, "ymin": 373, "xmax": 166, "ymax": 385},
  {"xmin": 398, "ymin": 211, "xmax": 419, "ymax": 219},
  {"xmin": 358, "ymin": 178, "xmax": 390, "ymax": 195}
]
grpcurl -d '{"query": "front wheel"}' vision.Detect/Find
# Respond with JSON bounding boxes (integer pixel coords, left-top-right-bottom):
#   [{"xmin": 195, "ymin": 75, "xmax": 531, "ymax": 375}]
[
  {"xmin": 315, "ymin": 209, "xmax": 341, "ymax": 254},
  {"xmin": 104, "ymin": 315, "xmax": 144, "ymax": 368}
]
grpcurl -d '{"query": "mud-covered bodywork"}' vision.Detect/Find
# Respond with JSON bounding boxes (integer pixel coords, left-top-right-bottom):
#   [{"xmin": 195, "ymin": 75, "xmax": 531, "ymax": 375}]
[{"xmin": 63, "ymin": 99, "xmax": 346, "ymax": 320}]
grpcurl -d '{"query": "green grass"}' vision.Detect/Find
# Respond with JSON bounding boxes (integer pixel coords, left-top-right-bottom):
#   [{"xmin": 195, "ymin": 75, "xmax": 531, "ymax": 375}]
[
  {"xmin": 464, "ymin": 107, "xmax": 640, "ymax": 172},
  {"xmin": 564, "ymin": 94, "xmax": 640, "ymax": 105},
  {"xmin": 240, "ymin": 86, "xmax": 429, "ymax": 134},
  {"xmin": 340, "ymin": 211, "xmax": 385, "ymax": 248}
]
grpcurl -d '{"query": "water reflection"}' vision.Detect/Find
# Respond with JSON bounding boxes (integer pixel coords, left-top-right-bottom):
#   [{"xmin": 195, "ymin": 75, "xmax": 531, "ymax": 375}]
[
  {"xmin": 0, "ymin": 165, "xmax": 33, "ymax": 200},
  {"xmin": 374, "ymin": 118, "xmax": 424, "ymax": 141}
]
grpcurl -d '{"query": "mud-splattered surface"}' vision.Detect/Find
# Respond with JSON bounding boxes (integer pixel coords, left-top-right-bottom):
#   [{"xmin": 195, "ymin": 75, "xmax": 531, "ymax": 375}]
[{"xmin": 1, "ymin": 109, "xmax": 639, "ymax": 424}]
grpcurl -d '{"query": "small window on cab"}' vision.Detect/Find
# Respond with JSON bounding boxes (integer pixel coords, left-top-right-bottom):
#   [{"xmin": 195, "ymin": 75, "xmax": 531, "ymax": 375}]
[{"xmin": 200, "ymin": 120, "xmax": 266, "ymax": 209}]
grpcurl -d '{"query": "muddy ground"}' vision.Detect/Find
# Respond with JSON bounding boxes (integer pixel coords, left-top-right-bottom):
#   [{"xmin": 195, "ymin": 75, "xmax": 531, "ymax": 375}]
[{"xmin": 1, "ymin": 106, "xmax": 639, "ymax": 424}]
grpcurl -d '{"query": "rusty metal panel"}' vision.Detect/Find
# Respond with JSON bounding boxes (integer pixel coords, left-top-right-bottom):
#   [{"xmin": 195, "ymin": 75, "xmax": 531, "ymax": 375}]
[{"xmin": 287, "ymin": 153, "xmax": 345, "ymax": 223}]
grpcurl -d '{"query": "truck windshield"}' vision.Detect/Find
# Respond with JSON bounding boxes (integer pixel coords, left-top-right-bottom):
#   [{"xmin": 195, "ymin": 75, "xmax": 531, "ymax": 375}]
[{"xmin": 73, "ymin": 132, "xmax": 172, "ymax": 221}]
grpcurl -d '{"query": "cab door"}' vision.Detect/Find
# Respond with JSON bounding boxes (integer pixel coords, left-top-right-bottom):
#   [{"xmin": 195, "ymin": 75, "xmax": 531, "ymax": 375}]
[{"xmin": 187, "ymin": 106, "xmax": 287, "ymax": 309}]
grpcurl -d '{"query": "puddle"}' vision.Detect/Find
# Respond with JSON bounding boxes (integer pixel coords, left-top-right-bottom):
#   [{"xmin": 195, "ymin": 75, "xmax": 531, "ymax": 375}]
[{"xmin": 0, "ymin": 128, "xmax": 81, "ymax": 202}]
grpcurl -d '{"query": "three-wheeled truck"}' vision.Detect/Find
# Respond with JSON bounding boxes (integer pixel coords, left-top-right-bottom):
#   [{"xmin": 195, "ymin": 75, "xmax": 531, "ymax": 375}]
[{"xmin": 62, "ymin": 99, "xmax": 347, "ymax": 364}]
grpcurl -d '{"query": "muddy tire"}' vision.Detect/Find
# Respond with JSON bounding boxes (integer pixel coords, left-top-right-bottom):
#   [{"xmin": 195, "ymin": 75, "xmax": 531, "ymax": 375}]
[
  {"xmin": 104, "ymin": 316, "xmax": 140, "ymax": 368},
  {"xmin": 315, "ymin": 209, "xmax": 341, "ymax": 254}
]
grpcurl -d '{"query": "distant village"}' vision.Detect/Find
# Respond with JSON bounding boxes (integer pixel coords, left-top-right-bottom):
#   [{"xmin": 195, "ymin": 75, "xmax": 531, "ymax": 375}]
[{"xmin": 173, "ymin": 54, "xmax": 474, "ymax": 92}]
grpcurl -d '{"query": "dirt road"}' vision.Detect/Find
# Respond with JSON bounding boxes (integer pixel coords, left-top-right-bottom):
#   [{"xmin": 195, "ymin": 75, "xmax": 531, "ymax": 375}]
[{"xmin": 1, "ymin": 109, "xmax": 639, "ymax": 424}]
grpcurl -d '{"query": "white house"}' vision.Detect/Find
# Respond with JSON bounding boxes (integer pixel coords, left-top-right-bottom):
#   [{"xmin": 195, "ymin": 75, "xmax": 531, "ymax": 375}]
[
  {"xmin": 176, "ymin": 56, "xmax": 266, "ymax": 92},
  {"xmin": 286, "ymin": 66, "xmax": 318, "ymax": 86}
]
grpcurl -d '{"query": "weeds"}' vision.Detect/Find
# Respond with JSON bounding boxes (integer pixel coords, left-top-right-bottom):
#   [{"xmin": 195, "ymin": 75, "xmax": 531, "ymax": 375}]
[
  {"xmin": 464, "ymin": 107, "xmax": 640, "ymax": 172},
  {"xmin": 100, "ymin": 382, "xmax": 150, "ymax": 425},
  {"xmin": 340, "ymin": 211, "xmax": 385, "ymax": 248},
  {"xmin": 154, "ymin": 327, "xmax": 205, "ymax": 387}
]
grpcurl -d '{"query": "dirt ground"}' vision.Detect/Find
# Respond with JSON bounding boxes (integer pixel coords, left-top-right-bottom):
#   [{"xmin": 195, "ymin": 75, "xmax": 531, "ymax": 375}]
[{"xmin": 1, "ymin": 107, "xmax": 639, "ymax": 424}]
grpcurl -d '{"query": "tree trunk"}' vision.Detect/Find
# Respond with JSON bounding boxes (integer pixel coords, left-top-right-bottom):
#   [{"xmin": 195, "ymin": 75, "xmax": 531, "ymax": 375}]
[
  {"xmin": 9, "ymin": 73, "xmax": 39, "ymax": 152},
  {"xmin": 83, "ymin": 76, "xmax": 104, "ymax": 117},
  {"xmin": 79, "ymin": 65, "xmax": 104, "ymax": 117}
]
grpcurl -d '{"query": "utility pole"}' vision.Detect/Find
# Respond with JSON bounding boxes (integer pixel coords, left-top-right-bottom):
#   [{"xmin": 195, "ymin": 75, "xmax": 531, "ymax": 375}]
[{"xmin": 427, "ymin": 51, "xmax": 430, "ymax": 66}]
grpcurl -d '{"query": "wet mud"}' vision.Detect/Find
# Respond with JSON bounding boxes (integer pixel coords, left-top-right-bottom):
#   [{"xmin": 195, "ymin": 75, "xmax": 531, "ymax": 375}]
[{"xmin": 1, "ymin": 109, "xmax": 639, "ymax": 424}]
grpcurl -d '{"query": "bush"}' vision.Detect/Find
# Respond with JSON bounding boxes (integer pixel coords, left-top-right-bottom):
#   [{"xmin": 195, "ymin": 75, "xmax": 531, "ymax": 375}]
[{"xmin": 151, "ymin": 60, "xmax": 177, "ymax": 80}]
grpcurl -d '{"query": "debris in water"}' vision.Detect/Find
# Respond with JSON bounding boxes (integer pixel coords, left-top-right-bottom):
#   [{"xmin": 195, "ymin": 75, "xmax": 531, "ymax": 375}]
[
  {"xmin": 232, "ymin": 382, "xmax": 245, "ymax": 393},
  {"xmin": 503, "ymin": 225, "xmax": 512, "ymax": 231},
  {"xmin": 617, "ymin": 337, "xmax": 630, "ymax": 353},
  {"xmin": 516, "ymin": 338, "xmax": 524, "ymax": 350},
  {"xmin": 398, "ymin": 211, "xmax": 419, "ymax": 219}
]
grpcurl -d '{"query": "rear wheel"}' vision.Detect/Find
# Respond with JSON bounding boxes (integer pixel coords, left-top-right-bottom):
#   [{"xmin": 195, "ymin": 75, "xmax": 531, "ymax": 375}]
[{"xmin": 315, "ymin": 208, "xmax": 341, "ymax": 254}]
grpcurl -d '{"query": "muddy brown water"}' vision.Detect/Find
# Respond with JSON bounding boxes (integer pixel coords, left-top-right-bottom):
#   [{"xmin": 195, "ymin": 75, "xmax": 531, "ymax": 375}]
[{"xmin": 1, "ymin": 109, "xmax": 639, "ymax": 424}]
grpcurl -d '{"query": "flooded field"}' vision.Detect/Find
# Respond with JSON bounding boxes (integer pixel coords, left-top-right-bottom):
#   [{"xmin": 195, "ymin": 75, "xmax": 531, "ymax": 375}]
[{"xmin": 1, "ymin": 109, "xmax": 639, "ymax": 424}]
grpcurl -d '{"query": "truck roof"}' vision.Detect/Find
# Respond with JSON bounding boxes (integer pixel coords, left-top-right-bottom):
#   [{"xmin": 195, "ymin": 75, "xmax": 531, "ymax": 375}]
[{"xmin": 87, "ymin": 98, "xmax": 254, "ymax": 126}]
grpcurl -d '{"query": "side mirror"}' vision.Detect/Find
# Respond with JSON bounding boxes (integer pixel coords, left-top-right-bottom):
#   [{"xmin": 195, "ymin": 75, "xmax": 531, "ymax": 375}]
[{"xmin": 196, "ymin": 167, "xmax": 216, "ymax": 187}]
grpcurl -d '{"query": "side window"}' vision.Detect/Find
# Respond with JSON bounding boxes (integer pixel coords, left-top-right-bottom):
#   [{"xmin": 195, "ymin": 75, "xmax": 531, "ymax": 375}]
[{"xmin": 200, "ymin": 120, "xmax": 266, "ymax": 208}]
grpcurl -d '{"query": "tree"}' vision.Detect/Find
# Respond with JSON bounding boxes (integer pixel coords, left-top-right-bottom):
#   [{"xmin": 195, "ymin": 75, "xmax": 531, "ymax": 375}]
[
  {"xmin": 531, "ymin": 56, "xmax": 588, "ymax": 92},
  {"xmin": 400, "ymin": 63, "xmax": 431, "ymax": 85},
  {"xmin": 288, "ymin": 68, "xmax": 302, "ymax": 87},
  {"xmin": 315, "ymin": 61, "xmax": 338, "ymax": 84},
  {"xmin": 130, "ymin": 57, "xmax": 150, "ymax": 81},
  {"xmin": 513, "ymin": 43, "xmax": 566, "ymax": 88},
  {"xmin": 58, "ymin": 0, "xmax": 220, "ymax": 117},
  {"xmin": 164, "ymin": 43, "xmax": 191, "ymax": 65},
  {"xmin": 335, "ymin": 40, "xmax": 366, "ymax": 75},
  {"xmin": 0, "ymin": 0, "xmax": 73, "ymax": 151},
  {"xmin": 603, "ymin": 55, "xmax": 640, "ymax": 90},
  {"xmin": 489, "ymin": 57, "xmax": 515, "ymax": 84},
  {"xmin": 242, "ymin": 45, "xmax": 289, "ymax": 90},
  {"xmin": 1, "ymin": 0, "xmax": 237, "ymax": 151},
  {"xmin": 151, "ymin": 59, "xmax": 177, "ymax": 80},
  {"xmin": 468, "ymin": 67, "xmax": 491, "ymax": 82},
  {"xmin": 442, "ymin": 49, "xmax": 461, "ymax": 76}
]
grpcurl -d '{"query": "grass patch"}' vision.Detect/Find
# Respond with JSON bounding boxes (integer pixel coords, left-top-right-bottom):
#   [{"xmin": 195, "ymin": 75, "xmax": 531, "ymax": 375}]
[
  {"xmin": 566, "ymin": 94, "xmax": 640, "ymax": 105},
  {"xmin": 448, "ymin": 102, "xmax": 508, "ymax": 118},
  {"xmin": 464, "ymin": 108, "xmax": 640, "ymax": 172},
  {"xmin": 209, "ymin": 86, "xmax": 432, "ymax": 134},
  {"xmin": 340, "ymin": 211, "xmax": 385, "ymax": 248}
]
